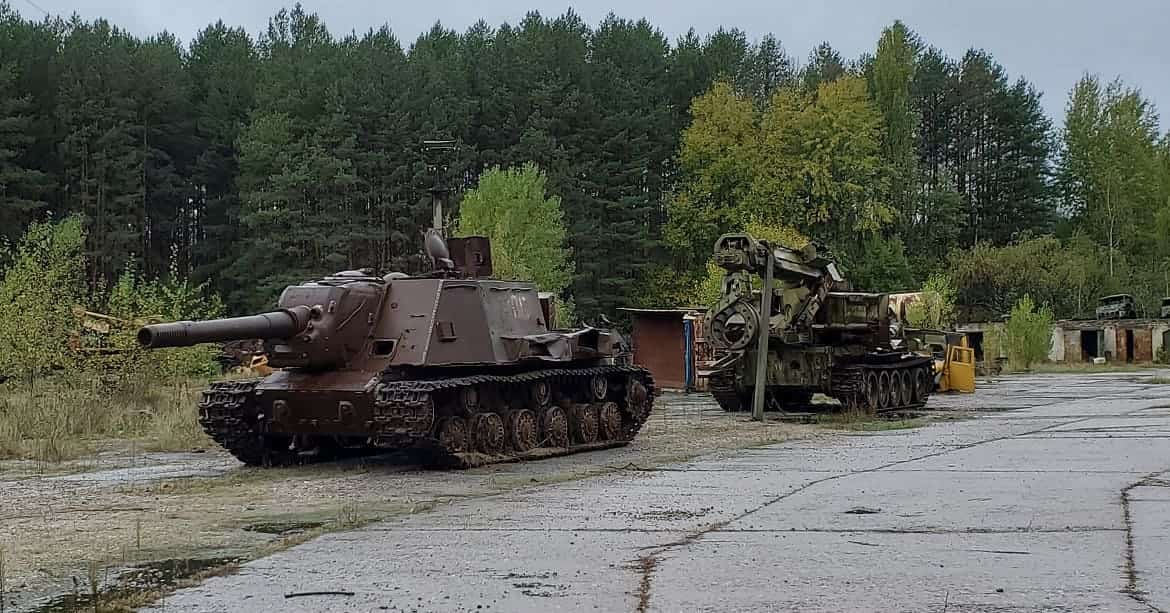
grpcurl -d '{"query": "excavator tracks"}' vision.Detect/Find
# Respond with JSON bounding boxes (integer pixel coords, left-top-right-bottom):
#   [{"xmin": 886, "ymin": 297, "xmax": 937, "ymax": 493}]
[
  {"xmin": 708, "ymin": 357, "xmax": 934, "ymax": 415},
  {"xmin": 197, "ymin": 366, "xmax": 656, "ymax": 469},
  {"xmin": 829, "ymin": 358, "xmax": 934, "ymax": 413}
]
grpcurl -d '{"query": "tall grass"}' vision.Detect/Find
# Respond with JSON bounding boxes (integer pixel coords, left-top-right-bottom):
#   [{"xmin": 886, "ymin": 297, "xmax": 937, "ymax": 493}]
[{"xmin": 0, "ymin": 375, "xmax": 212, "ymax": 462}]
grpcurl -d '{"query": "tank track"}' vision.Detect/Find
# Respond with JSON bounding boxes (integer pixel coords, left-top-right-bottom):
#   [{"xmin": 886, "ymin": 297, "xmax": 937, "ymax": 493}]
[
  {"xmin": 829, "ymin": 359, "xmax": 934, "ymax": 413},
  {"xmin": 710, "ymin": 370, "xmax": 816, "ymax": 413},
  {"xmin": 198, "ymin": 379, "xmax": 288, "ymax": 466},
  {"xmin": 707, "ymin": 358, "xmax": 933, "ymax": 415},
  {"xmin": 198, "ymin": 366, "xmax": 656, "ymax": 469},
  {"xmin": 708, "ymin": 368, "xmax": 748, "ymax": 413},
  {"xmin": 372, "ymin": 365, "xmax": 655, "ymax": 468}
]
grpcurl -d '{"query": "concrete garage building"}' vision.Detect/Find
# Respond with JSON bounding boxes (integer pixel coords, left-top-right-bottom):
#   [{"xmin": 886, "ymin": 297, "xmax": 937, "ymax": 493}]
[{"xmin": 1050, "ymin": 319, "xmax": 1170, "ymax": 363}]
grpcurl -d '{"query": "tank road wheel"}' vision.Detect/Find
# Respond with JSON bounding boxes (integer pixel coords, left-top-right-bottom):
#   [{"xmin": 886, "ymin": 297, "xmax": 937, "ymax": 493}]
[
  {"xmin": 472, "ymin": 413, "xmax": 505, "ymax": 455},
  {"xmin": 863, "ymin": 371, "xmax": 880, "ymax": 413},
  {"xmin": 437, "ymin": 416, "xmax": 470, "ymax": 453},
  {"xmin": 624, "ymin": 378, "xmax": 652, "ymax": 422},
  {"xmin": 598, "ymin": 402, "xmax": 622, "ymax": 441},
  {"xmin": 507, "ymin": 409, "xmax": 539, "ymax": 452},
  {"xmin": 914, "ymin": 367, "xmax": 931, "ymax": 403},
  {"xmin": 876, "ymin": 371, "xmax": 892, "ymax": 411},
  {"xmin": 573, "ymin": 405, "xmax": 600, "ymax": 444},
  {"xmin": 529, "ymin": 380, "xmax": 552, "ymax": 409},
  {"xmin": 589, "ymin": 375, "xmax": 608, "ymax": 401},
  {"xmin": 889, "ymin": 371, "xmax": 905, "ymax": 408},
  {"xmin": 897, "ymin": 370, "xmax": 913, "ymax": 408},
  {"xmin": 541, "ymin": 406, "xmax": 570, "ymax": 448}
]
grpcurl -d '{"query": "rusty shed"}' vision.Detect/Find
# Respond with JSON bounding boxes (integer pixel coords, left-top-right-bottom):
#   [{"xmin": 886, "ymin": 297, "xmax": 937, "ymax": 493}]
[
  {"xmin": 1050, "ymin": 319, "xmax": 1170, "ymax": 363},
  {"xmin": 619, "ymin": 308, "xmax": 708, "ymax": 391}
]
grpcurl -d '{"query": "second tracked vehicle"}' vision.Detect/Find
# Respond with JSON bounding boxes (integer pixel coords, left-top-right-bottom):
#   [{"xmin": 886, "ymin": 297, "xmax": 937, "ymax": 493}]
[
  {"xmin": 705, "ymin": 233, "xmax": 933, "ymax": 414},
  {"xmin": 137, "ymin": 231, "xmax": 655, "ymax": 468}
]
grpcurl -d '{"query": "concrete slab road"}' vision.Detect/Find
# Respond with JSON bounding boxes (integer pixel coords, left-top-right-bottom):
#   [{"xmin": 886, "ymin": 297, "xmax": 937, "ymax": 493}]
[{"xmin": 145, "ymin": 371, "xmax": 1170, "ymax": 612}]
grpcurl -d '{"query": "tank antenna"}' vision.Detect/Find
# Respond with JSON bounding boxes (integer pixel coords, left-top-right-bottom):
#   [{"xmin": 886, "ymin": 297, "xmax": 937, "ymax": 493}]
[{"xmin": 422, "ymin": 139, "xmax": 458, "ymax": 237}]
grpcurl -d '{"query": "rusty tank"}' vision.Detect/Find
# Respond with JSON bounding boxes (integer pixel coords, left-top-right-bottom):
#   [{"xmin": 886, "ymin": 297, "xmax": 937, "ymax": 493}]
[
  {"xmin": 137, "ymin": 231, "xmax": 655, "ymax": 468},
  {"xmin": 705, "ymin": 233, "xmax": 933, "ymax": 414}
]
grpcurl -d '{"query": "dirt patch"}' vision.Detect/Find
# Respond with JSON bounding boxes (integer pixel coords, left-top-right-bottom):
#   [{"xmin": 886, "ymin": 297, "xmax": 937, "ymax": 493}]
[{"xmin": 0, "ymin": 391, "xmax": 817, "ymax": 612}]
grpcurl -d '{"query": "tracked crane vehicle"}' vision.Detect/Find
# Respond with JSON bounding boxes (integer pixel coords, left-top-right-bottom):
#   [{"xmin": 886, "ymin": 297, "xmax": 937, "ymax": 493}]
[{"xmin": 705, "ymin": 233, "xmax": 933, "ymax": 413}]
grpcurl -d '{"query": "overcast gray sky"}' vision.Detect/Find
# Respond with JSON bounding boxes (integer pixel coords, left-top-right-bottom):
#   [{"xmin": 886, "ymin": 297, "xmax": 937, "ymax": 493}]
[{"xmin": 12, "ymin": 0, "xmax": 1169, "ymax": 129}]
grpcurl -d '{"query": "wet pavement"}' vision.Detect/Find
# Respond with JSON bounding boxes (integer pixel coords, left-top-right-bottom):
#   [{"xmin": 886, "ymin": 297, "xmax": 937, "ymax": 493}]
[{"xmin": 143, "ymin": 371, "xmax": 1170, "ymax": 612}]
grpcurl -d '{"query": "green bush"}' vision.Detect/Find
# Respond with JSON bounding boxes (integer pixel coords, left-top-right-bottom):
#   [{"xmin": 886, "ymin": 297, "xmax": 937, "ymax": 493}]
[
  {"xmin": 1005, "ymin": 294, "xmax": 1054, "ymax": 371},
  {"xmin": 0, "ymin": 216, "xmax": 224, "ymax": 383},
  {"xmin": 905, "ymin": 273, "xmax": 957, "ymax": 329},
  {"xmin": 102, "ymin": 263, "xmax": 224, "ymax": 379},
  {"xmin": 456, "ymin": 163, "xmax": 573, "ymax": 294},
  {"xmin": 0, "ymin": 215, "xmax": 86, "ymax": 380}
]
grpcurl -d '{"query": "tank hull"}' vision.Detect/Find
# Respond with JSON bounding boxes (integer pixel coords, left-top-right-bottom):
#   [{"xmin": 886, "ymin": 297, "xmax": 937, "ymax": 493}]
[{"xmin": 198, "ymin": 362, "xmax": 655, "ymax": 468}]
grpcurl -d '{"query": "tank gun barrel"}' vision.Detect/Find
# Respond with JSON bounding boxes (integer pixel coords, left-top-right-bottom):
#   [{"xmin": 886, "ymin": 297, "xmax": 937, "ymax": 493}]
[{"xmin": 137, "ymin": 306, "xmax": 313, "ymax": 349}]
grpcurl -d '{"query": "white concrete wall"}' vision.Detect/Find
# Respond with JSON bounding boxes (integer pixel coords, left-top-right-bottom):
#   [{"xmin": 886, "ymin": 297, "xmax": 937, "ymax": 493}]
[
  {"xmin": 1049, "ymin": 328, "xmax": 1064, "ymax": 362},
  {"xmin": 1103, "ymin": 326, "xmax": 1117, "ymax": 360}
]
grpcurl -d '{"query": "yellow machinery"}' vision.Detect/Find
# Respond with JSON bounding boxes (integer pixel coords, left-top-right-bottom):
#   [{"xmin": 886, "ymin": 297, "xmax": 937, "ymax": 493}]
[
  {"xmin": 236, "ymin": 354, "xmax": 274, "ymax": 377},
  {"xmin": 69, "ymin": 306, "xmax": 162, "ymax": 355},
  {"xmin": 903, "ymin": 329, "xmax": 976, "ymax": 393},
  {"xmin": 937, "ymin": 335, "xmax": 976, "ymax": 393}
]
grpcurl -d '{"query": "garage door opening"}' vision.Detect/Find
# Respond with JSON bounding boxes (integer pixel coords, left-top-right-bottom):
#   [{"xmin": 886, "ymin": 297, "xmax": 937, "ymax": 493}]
[
  {"xmin": 1080, "ymin": 330, "xmax": 1099, "ymax": 361},
  {"xmin": 1125, "ymin": 329, "xmax": 1135, "ymax": 363}
]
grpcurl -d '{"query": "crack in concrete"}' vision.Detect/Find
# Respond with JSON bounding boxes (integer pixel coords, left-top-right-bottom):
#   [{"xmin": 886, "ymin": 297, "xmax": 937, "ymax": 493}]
[
  {"xmin": 705, "ymin": 526, "xmax": 1122, "ymax": 535},
  {"xmin": 626, "ymin": 416, "xmax": 1097, "ymax": 612},
  {"xmin": 1121, "ymin": 472, "xmax": 1170, "ymax": 613},
  {"xmin": 634, "ymin": 556, "xmax": 656, "ymax": 613},
  {"xmin": 1020, "ymin": 432, "xmax": 1170, "ymax": 437},
  {"xmin": 625, "ymin": 396, "xmax": 1170, "ymax": 612}
]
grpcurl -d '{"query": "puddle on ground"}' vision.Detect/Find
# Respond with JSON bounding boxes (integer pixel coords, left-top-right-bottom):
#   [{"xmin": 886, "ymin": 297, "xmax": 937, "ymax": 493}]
[
  {"xmin": 778, "ymin": 410, "xmax": 926, "ymax": 424},
  {"xmin": 242, "ymin": 521, "xmax": 323, "ymax": 535},
  {"xmin": 46, "ymin": 463, "xmax": 226, "ymax": 484},
  {"xmin": 33, "ymin": 556, "xmax": 242, "ymax": 613}
]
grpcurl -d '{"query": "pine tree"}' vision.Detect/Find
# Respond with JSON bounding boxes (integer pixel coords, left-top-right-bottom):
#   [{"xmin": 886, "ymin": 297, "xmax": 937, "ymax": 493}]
[
  {"xmin": 55, "ymin": 18, "xmax": 146, "ymax": 286},
  {"xmin": 344, "ymin": 26, "xmax": 413, "ymax": 273},
  {"xmin": 871, "ymin": 21, "xmax": 919, "ymax": 234},
  {"xmin": 0, "ymin": 62, "xmax": 49, "ymax": 247},
  {"xmin": 231, "ymin": 6, "xmax": 342, "ymax": 310},
  {"xmin": 132, "ymin": 32, "xmax": 195, "ymax": 278},
  {"xmin": 801, "ymin": 42, "xmax": 846, "ymax": 91},
  {"xmin": 187, "ymin": 22, "xmax": 258, "ymax": 306},
  {"xmin": 583, "ymin": 14, "xmax": 673, "ymax": 317}
]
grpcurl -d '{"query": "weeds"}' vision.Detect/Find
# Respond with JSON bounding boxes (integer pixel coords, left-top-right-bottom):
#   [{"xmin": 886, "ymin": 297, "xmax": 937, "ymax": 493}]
[
  {"xmin": 814, "ymin": 408, "xmax": 928, "ymax": 432},
  {"xmin": 827, "ymin": 418, "xmax": 928, "ymax": 431},
  {"xmin": 1147, "ymin": 376, "xmax": 1170, "ymax": 384},
  {"xmin": 0, "ymin": 375, "xmax": 212, "ymax": 462},
  {"xmin": 333, "ymin": 503, "xmax": 362, "ymax": 529}
]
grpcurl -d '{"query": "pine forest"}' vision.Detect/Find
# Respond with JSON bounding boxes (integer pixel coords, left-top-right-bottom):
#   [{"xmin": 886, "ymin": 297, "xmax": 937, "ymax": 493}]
[{"xmin": 2, "ymin": 2, "xmax": 1168, "ymax": 325}]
